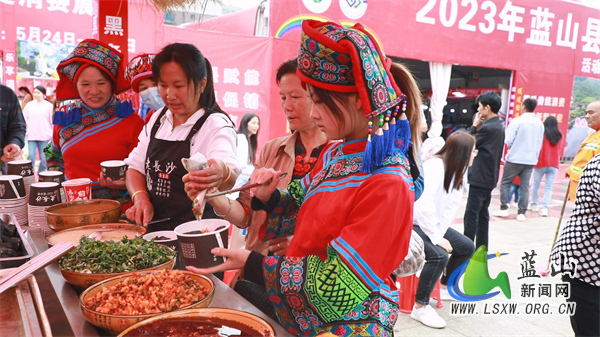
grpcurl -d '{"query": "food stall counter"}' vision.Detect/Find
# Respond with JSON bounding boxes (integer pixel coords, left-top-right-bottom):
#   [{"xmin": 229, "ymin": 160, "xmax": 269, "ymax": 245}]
[{"xmin": 25, "ymin": 227, "xmax": 291, "ymax": 337}]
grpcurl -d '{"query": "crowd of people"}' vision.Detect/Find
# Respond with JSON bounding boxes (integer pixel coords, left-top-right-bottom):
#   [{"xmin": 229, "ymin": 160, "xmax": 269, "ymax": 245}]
[{"xmin": 0, "ymin": 18, "xmax": 598, "ymax": 336}]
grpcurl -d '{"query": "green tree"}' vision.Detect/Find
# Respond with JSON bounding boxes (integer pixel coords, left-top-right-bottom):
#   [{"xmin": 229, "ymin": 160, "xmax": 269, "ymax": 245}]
[{"xmin": 570, "ymin": 76, "xmax": 600, "ymax": 125}]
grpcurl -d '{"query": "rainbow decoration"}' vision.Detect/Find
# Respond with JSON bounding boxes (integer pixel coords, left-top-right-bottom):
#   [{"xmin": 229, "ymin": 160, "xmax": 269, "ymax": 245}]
[{"xmin": 275, "ymin": 15, "xmax": 385, "ymax": 54}]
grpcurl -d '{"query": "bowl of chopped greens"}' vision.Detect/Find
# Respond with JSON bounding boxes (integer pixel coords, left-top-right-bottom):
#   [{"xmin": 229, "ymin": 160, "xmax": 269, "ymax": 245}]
[
  {"xmin": 59, "ymin": 236, "xmax": 176, "ymax": 289},
  {"xmin": 79, "ymin": 270, "xmax": 214, "ymax": 335}
]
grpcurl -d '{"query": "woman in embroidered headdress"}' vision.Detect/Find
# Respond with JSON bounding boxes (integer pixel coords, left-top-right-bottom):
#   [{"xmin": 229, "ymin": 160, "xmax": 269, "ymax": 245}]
[
  {"xmin": 187, "ymin": 20, "xmax": 421, "ymax": 336},
  {"xmin": 124, "ymin": 43, "xmax": 239, "ymax": 231},
  {"xmin": 45, "ymin": 39, "xmax": 144, "ymax": 210},
  {"xmin": 125, "ymin": 53, "xmax": 165, "ymax": 124}
]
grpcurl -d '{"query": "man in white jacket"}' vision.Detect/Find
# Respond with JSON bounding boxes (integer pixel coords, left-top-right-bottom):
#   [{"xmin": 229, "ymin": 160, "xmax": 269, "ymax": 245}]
[{"xmin": 492, "ymin": 98, "xmax": 544, "ymax": 221}]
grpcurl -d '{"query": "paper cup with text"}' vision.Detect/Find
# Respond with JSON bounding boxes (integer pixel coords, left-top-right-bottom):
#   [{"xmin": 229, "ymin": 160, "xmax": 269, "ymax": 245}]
[
  {"xmin": 0, "ymin": 175, "xmax": 27, "ymax": 199},
  {"xmin": 29, "ymin": 182, "xmax": 62, "ymax": 207},
  {"xmin": 39, "ymin": 171, "xmax": 66, "ymax": 202},
  {"xmin": 39, "ymin": 171, "xmax": 65, "ymax": 184},
  {"xmin": 100, "ymin": 160, "xmax": 127, "ymax": 181},
  {"xmin": 174, "ymin": 219, "xmax": 230, "ymax": 269},
  {"xmin": 143, "ymin": 231, "xmax": 180, "ymax": 253},
  {"xmin": 7, "ymin": 160, "xmax": 34, "ymax": 177},
  {"xmin": 62, "ymin": 178, "xmax": 92, "ymax": 202}
]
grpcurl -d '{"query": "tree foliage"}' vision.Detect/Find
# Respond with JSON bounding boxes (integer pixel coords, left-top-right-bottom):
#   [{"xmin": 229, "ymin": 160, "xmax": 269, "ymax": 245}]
[{"xmin": 570, "ymin": 76, "xmax": 600, "ymax": 125}]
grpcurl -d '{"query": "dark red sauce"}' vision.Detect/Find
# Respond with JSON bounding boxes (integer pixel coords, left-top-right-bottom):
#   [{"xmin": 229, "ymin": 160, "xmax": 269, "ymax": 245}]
[{"xmin": 123, "ymin": 318, "xmax": 269, "ymax": 337}]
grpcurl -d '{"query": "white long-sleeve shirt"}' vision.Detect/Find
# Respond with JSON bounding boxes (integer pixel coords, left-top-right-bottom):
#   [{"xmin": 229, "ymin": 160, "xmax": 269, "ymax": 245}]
[
  {"xmin": 125, "ymin": 108, "xmax": 240, "ymax": 176},
  {"xmin": 505, "ymin": 112, "xmax": 544, "ymax": 165},
  {"xmin": 23, "ymin": 100, "xmax": 53, "ymax": 141},
  {"xmin": 234, "ymin": 133, "xmax": 255, "ymax": 186},
  {"xmin": 413, "ymin": 157, "xmax": 464, "ymax": 244}
]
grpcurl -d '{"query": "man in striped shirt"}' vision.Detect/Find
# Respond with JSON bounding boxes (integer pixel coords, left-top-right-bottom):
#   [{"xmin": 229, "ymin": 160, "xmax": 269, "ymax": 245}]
[{"xmin": 566, "ymin": 100, "xmax": 600, "ymax": 201}]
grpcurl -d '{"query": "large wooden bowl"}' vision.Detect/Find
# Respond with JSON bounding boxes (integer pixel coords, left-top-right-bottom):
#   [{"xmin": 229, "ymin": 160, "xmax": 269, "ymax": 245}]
[
  {"xmin": 60, "ymin": 247, "xmax": 176, "ymax": 289},
  {"xmin": 80, "ymin": 270, "xmax": 215, "ymax": 335},
  {"xmin": 46, "ymin": 223, "xmax": 146, "ymax": 247},
  {"xmin": 45, "ymin": 200, "xmax": 121, "ymax": 232},
  {"xmin": 117, "ymin": 308, "xmax": 275, "ymax": 337}
]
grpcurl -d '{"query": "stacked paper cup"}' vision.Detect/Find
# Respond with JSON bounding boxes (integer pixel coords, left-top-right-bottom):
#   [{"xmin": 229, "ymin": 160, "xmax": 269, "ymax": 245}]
[
  {"xmin": 28, "ymin": 182, "xmax": 62, "ymax": 231},
  {"xmin": 7, "ymin": 160, "xmax": 35, "ymax": 202},
  {"xmin": 0, "ymin": 175, "xmax": 28, "ymax": 226},
  {"xmin": 38, "ymin": 171, "xmax": 66, "ymax": 203}
]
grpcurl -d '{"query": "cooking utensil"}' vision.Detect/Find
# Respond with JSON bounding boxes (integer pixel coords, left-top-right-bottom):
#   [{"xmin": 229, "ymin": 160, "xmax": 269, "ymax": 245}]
[
  {"xmin": 88, "ymin": 218, "xmax": 170, "ymax": 240},
  {"xmin": 205, "ymin": 172, "xmax": 288, "ymax": 198}
]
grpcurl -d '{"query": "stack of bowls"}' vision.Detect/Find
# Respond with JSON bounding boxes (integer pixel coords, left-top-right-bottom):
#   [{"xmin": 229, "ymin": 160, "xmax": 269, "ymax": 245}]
[
  {"xmin": 0, "ymin": 175, "xmax": 28, "ymax": 225},
  {"xmin": 7, "ymin": 160, "xmax": 35, "ymax": 202},
  {"xmin": 28, "ymin": 182, "xmax": 62, "ymax": 230},
  {"xmin": 39, "ymin": 171, "xmax": 66, "ymax": 203}
]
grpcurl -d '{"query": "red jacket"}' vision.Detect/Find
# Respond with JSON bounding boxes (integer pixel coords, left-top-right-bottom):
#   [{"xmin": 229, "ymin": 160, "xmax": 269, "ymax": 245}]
[{"xmin": 535, "ymin": 136, "xmax": 561, "ymax": 169}]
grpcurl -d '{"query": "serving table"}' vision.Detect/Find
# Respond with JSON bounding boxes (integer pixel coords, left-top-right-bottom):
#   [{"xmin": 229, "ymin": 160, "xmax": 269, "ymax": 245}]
[{"xmin": 24, "ymin": 227, "xmax": 291, "ymax": 337}]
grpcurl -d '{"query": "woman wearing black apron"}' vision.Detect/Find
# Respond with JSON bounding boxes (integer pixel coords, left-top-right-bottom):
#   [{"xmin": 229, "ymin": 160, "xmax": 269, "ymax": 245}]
[{"xmin": 124, "ymin": 43, "xmax": 239, "ymax": 232}]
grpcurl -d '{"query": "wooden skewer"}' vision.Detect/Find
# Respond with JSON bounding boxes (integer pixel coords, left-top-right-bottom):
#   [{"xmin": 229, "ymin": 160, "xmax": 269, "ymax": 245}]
[{"xmin": 205, "ymin": 172, "xmax": 288, "ymax": 198}]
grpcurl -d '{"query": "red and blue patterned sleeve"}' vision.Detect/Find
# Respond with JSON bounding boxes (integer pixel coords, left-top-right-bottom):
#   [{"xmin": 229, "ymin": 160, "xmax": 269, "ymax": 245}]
[
  {"xmin": 260, "ymin": 174, "xmax": 311, "ymax": 241},
  {"xmin": 258, "ymin": 172, "xmax": 413, "ymax": 336}
]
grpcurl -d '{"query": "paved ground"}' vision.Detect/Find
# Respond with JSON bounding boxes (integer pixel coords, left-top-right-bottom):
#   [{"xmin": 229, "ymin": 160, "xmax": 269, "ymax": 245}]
[{"xmin": 393, "ymin": 164, "xmax": 576, "ymax": 336}]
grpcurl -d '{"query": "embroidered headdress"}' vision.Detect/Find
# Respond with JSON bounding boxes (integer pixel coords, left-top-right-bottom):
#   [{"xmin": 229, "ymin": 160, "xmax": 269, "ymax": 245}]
[
  {"xmin": 56, "ymin": 39, "xmax": 130, "ymax": 100},
  {"xmin": 54, "ymin": 39, "xmax": 133, "ymax": 126},
  {"xmin": 297, "ymin": 20, "xmax": 410, "ymax": 172},
  {"xmin": 125, "ymin": 53, "xmax": 156, "ymax": 93}
]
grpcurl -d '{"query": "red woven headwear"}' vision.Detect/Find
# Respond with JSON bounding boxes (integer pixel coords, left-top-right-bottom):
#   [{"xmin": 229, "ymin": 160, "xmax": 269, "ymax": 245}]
[
  {"xmin": 125, "ymin": 53, "xmax": 156, "ymax": 93},
  {"xmin": 297, "ymin": 20, "xmax": 403, "ymax": 119},
  {"xmin": 56, "ymin": 39, "xmax": 130, "ymax": 100}
]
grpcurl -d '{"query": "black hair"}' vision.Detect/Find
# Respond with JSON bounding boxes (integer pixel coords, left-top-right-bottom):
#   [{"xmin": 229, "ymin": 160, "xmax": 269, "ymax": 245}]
[
  {"xmin": 523, "ymin": 97, "xmax": 537, "ymax": 112},
  {"xmin": 543, "ymin": 116, "xmax": 562, "ymax": 146},
  {"xmin": 18, "ymin": 86, "xmax": 32, "ymax": 96},
  {"xmin": 307, "ymin": 62, "xmax": 422, "ymax": 160},
  {"xmin": 153, "ymin": 43, "xmax": 226, "ymax": 115},
  {"xmin": 276, "ymin": 59, "xmax": 298, "ymax": 84},
  {"xmin": 237, "ymin": 113, "xmax": 260, "ymax": 165},
  {"xmin": 476, "ymin": 91, "xmax": 502, "ymax": 113},
  {"xmin": 34, "ymin": 85, "xmax": 46, "ymax": 96},
  {"xmin": 435, "ymin": 131, "xmax": 476, "ymax": 192}
]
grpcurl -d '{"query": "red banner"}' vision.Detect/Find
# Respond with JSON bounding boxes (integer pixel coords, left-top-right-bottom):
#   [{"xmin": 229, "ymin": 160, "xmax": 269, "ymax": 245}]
[
  {"xmin": 94, "ymin": 0, "xmax": 129, "ymax": 61},
  {"xmin": 270, "ymin": 0, "xmax": 600, "ymax": 79}
]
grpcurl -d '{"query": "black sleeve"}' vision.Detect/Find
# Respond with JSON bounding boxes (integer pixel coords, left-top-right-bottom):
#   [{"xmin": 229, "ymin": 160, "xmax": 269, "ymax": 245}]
[
  {"xmin": 250, "ymin": 189, "xmax": 281, "ymax": 212},
  {"xmin": 467, "ymin": 125, "xmax": 477, "ymax": 135},
  {"xmin": 243, "ymin": 251, "xmax": 266, "ymax": 287},
  {"xmin": 1, "ymin": 86, "xmax": 26, "ymax": 149}
]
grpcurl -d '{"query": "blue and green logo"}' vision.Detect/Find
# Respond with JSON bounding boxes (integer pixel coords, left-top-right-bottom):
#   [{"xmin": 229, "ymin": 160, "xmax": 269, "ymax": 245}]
[{"xmin": 448, "ymin": 245, "xmax": 511, "ymax": 301}]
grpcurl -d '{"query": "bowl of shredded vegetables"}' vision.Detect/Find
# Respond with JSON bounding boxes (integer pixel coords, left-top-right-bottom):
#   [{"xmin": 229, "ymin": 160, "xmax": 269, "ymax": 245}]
[
  {"xmin": 79, "ymin": 269, "xmax": 214, "ymax": 335},
  {"xmin": 59, "ymin": 236, "xmax": 176, "ymax": 289}
]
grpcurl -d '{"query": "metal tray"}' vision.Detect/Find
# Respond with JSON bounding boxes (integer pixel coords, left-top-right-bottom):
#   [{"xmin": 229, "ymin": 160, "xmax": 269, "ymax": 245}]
[
  {"xmin": 0, "ymin": 213, "xmax": 35, "ymax": 269},
  {"xmin": 0, "ymin": 269, "xmax": 52, "ymax": 337}
]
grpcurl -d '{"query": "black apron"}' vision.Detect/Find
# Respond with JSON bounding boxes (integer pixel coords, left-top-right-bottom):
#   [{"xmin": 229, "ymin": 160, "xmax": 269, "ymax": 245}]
[{"xmin": 145, "ymin": 108, "xmax": 220, "ymax": 232}]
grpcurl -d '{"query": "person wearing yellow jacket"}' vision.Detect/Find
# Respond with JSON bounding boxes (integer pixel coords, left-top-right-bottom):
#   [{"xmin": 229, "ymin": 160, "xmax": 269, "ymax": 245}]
[{"xmin": 566, "ymin": 100, "xmax": 600, "ymax": 201}]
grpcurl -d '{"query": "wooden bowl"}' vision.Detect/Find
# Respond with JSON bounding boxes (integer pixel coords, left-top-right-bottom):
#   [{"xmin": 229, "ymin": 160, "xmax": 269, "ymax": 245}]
[
  {"xmin": 45, "ymin": 200, "xmax": 121, "ymax": 232},
  {"xmin": 80, "ymin": 270, "xmax": 215, "ymax": 335},
  {"xmin": 46, "ymin": 224, "xmax": 146, "ymax": 247},
  {"xmin": 117, "ymin": 308, "xmax": 275, "ymax": 337},
  {"xmin": 60, "ymin": 247, "xmax": 176, "ymax": 289}
]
